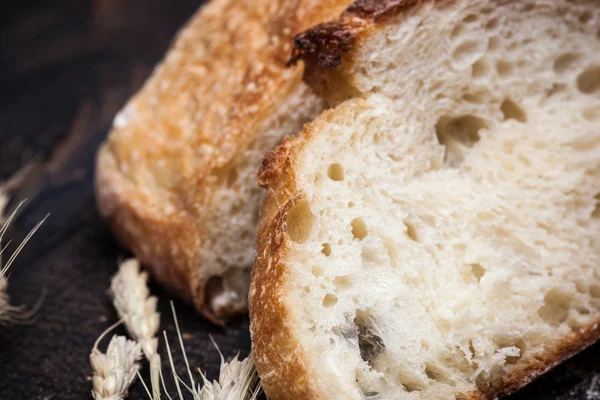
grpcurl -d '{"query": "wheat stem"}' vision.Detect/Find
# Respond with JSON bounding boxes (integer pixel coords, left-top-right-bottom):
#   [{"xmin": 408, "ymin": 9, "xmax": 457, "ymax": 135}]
[
  {"xmin": 170, "ymin": 301, "xmax": 196, "ymax": 388},
  {"xmin": 164, "ymin": 330, "xmax": 185, "ymax": 400},
  {"xmin": 0, "ymin": 204, "xmax": 47, "ymax": 325}
]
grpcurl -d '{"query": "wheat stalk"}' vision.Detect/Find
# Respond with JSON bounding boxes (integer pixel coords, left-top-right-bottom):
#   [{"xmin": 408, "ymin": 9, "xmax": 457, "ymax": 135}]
[
  {"xmin": 90, "ymin": 322, "xmax": 142, "ymax": 400},
  {"xmin": 0, "ymin": 161, "xmax": 46, "ymax": 325},
  {"xmin": 110, "ymin": 258, "xmax": 161, "ymax": 398},
  {"xmin": 0, "ymin": 203, "xmax": 47, "ymax": 325}
]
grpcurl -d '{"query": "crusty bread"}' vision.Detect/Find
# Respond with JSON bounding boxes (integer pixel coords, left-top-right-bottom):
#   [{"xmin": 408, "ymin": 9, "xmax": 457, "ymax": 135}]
[
  {"xmin": 95, "ymin": 0, "xmax": 352, "ymax": 322},
  {"xmin": 250, "ymin": 0, "xmax": 600, "ymax": 398}
]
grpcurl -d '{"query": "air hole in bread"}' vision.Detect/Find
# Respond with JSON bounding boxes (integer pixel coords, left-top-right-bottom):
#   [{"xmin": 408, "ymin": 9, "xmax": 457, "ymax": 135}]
[
  {"xmin": 577, "ymin": 65, "xmax": 600, "ymax": 94},
  {"xmin": 404, "ymin": 221, "xmax": 419, "ymax": 242},
  {"xmin": 589, "ymin": 284, "xmax": 600, "ymax": 298},
  {"xmin": 575, "ymin": 305, "xmax": 590, "ymax": 315},
  {"xmin": 496, "ymin": 340, "xmax": 525, "ymax": 364},
  {"xmin": 321, "ymin": 243, "xmax": 332, "ymax": 257},
  {"xmin": 471, "ymin": 263, "xmax": 486, "ymax": 282},
  {"xmin": 435, "ymin": 115, "xmax": 486, "ymax": 165},
  {"xmin": 420, "ymin": 215, "xmax": 436, "ymax": 228},
  {"xmin": 496, "ymin": 60, "xmax": 512, "ymax": 77},
  {"xmin": 583, "ymin": 106, "xmax": 600, "ymax": 121},
  {"xmin": 313, "ymin": 173, "xmax": 323, "ymax": 186},
  {"xmin": 578, "ymin": 13, "xmax": 592, "ymax": 24},
  {"xmin": 312, "ymin": 266, "xmax": 324, "ymax": 277},
  {"xmin": 286, "ymin": 199, "xmax": 314, "ymax": 243},
  {"xmin": 348, "ymin": 201, "xmax": 355, "ymax": 208},
  {"xmin": 537, "ymin": 288, "xmax": 572, "ymax": 325},
  {"xmin": 361, "ymin": 390, "xmax": 379, "ymax": 398},
  {"xmin": 382, "ymin": 236, "xmax": 398, "ymax": 269},
  {"xmin": 593, "ymin": 194, "xmax": 600, "ymax": 218},
  {"xmin": 323, "ymin": 293, "xmax": 338, "ymax": 308},
  {"xmin": 425, "ymin": 363, "xmax": 452, "ymax": 384},
  {"xmin": 501, "ymin": 99, "xmax": 527, "ymax": 122},
  {"xmin": 463, "ymin": 14, "xmax": 478, "ymax": 23},
  {"xmin": 471, "ymin": 59, "xmax": 489, "ymax": 78},
  {"xmin": 204, "ymin": 276, "xmax": 224, "ymax": 309},
  {"xmin": 351, "ymin": 218, "xmax": 368, "ymax": 240},
  {"xmin": 468, "ymin": 340, "xmax": 476, "ymax": 359},
  {"xmin": 463, "ymin": 93, "xmax": 484, "ymax": 103},
  {"xmin": 333, "ymin": 275, "xmax": 352, "ymax": 288},
  {"xmin": 452, "ymin": 40, "xmax": 487, "ymax": 68},
  {"xmin": 399, "ymin": 370, "xmax": 427, "ymax": 392},
  {"xmin": 546, "ymin": 83, "xmax": 566, "ymax": 98},
  {"xmin": 522, "ymin": 3, "xmax": 535, "ymax": 12},
  {"xmin": 575, "ymin": 280, "xmax": 587, "ymax": 293},
  {"xmin": 485, "ymin": 19, "xmax": 499, "ymax": 33},
  {"xmin": 328, "ymin": 163, "xmax": 345, "ymax": 181},
  {"xmin": 553, "ymin": 52, "xmax": 580, "ymax": 75},
  {"xmin": 450, "ymin": 24, "xmax": 465, "ymax": 39},
  {"xmin": 361, "ymin": 246, "xmax": 385, "ymax": 267},
  {"xmin": 355, "ymin": 312, "xmax": 385, "ymax": 365}
]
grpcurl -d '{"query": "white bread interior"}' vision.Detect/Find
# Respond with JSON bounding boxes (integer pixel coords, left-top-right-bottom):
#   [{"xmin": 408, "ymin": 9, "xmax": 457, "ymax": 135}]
[
  {"xmin": 281, "ymin": 1, "xmax": 600, "ymax": 398},
  {"xmin": 198, "ymin": 82, "xmax": 323, "ymax": 315}
]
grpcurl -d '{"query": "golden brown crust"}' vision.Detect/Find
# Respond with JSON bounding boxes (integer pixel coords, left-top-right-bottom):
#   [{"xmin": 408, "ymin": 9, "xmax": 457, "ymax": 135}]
[
  {"xmin": 289, "ymin": 0, "xmax": 432, "ymax": 68},
  {"xmin": 483, "ymin": 322, "xmax": 600, "ymax": 399},
  {"xmin": 289, "ymin": 0, "xmax": 453, "ymax": 105},
  {"xmin": 250, "ymin": 133, "xmax": 325, "ymax": 399},
  {"xmin": 95, "ymin": 0, "xmax": 352, "ymax": 322}
]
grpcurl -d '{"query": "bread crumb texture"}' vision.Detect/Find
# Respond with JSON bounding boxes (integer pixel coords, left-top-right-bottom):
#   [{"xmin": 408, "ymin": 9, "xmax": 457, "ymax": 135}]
[{"xmin": 261, "ymin": 1, "xmax": 600, "ymax": 399}]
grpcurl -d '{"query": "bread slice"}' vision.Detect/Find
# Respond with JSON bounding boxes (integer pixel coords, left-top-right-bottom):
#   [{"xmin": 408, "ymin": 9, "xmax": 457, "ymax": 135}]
[
  {"xmin": 95, "ymin": 0, "xmax": 352, "ymax": 322},
  {"xmin": 250, "ymin": 1, "xmax": 600, "ymax": 398}
]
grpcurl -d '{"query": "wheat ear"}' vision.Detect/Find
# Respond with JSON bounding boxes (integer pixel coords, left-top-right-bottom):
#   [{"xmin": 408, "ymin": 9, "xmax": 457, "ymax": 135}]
[
  {"xmin": 161, "ymin": 302, "xmax": 262, "ymax": 400},
  {"xmin": 196, "ymin": 342, "xmax": 261, "ymax": 400},
  {"xmin": 91, "ymin": 321, "xmax": 142, "ymax": 400},
  {"xmin": 110, "ymin": 258, "xmax": 161, "ymax": 398}
]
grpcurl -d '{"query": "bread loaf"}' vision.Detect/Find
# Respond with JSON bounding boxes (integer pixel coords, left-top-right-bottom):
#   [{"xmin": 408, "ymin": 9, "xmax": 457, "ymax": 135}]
[
  {"xmin": 95, "ymin": 0, "xmax": 351, "ymax": 322},
  {"xmin": 250, "ymin": 0, "xmax": 600, "ymax": 398}
]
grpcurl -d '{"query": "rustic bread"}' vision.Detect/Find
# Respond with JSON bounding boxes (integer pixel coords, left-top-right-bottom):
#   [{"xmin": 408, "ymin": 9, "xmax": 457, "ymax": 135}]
[
  {"xmin": 250, "ymin": 0, "xmax": 600, "ymax": 398},
  {"xmin": 95, "ymin": 0, "xmax": 351, "ymax": 322}
]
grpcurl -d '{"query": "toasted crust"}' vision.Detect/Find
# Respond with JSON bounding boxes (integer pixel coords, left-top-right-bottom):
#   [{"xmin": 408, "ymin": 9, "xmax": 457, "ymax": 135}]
[
  {"xmin": 251, "ymin": 0, "xmax": 600, "ymax": 398},
  {"xmin": 95, "ymin": 0, "xmax": 351, "ymax": 322},
  {"xmin": 291, "ymin": 0, "xmax": 441, "ymax": 67},
  {"xmin": 251, "ymin": 131, "xmax": 321, "ymax": 399},
  {"xmin": 290, "ymin": 0, "xmax": 452, "ymax": 104}
]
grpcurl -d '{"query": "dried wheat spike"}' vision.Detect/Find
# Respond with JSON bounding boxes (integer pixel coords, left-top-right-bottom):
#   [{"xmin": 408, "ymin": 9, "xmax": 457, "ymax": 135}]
[
  {"xmin": 91, "ymin": 334, "xmax": 142, "ymax": 400},
  {"xmin": 111, "ymin": 258, "xmax": 161, "ymax": 398},
  {"xmin": 198, "ymin": 352, "xmax": 261, "ymax": 400},
  {"xmin": 111, "ymin": 258, "xmax": 160, "ymax": 358}
]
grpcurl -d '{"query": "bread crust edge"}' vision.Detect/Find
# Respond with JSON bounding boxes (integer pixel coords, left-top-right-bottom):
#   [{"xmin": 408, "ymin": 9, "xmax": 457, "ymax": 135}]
[
  {"xmin": 250, "ymin": 135, "xmax": 327, "ymax": 399},
  {"xmin": 95, "ymin": 144, "xmax": 199, "ymax": 306}
]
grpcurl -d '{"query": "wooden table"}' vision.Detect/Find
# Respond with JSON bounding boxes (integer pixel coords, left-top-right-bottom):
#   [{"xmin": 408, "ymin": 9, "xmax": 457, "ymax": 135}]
[{"xmin": 0, "ymin": 0, "xmax": 598, "ymax": 398}]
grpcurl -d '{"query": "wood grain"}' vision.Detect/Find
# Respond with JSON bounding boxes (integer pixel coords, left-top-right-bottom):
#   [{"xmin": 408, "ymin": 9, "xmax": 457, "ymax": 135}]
[{"xmin": 0, "ymin": 0, "xmax": 598, "ymax": 399}]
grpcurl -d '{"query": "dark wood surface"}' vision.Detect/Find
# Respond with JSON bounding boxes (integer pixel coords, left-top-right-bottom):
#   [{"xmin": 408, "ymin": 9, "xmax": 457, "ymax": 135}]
[{"xmin": 0, "ymin": 1, "xmax": 598, "ymax": 399}]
